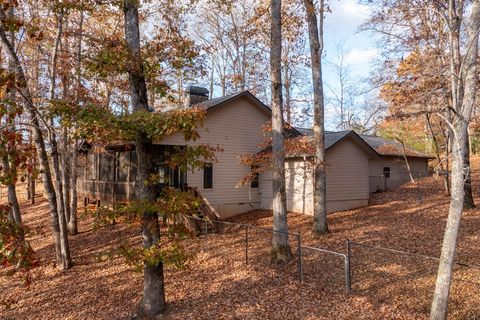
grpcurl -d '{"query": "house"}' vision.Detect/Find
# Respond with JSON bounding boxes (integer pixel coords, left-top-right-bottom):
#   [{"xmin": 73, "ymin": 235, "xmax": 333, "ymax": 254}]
[
  {"xmin": 260, "ymin": 131, "xmax": 380, "ymax": 214},
  {"xmin": 359, "ymin": 134, "xmax": 432, "ymax": 192},
  {"xmin": 77, "ymin": 87, "xmax": 432, "ymax": 219},
  {"xmin": 78, "ymin": 88, "xmax": 289, "ymax": 218},
  {"xmin": 295, "ymin": 129, "xmax": 433, "ymax": 194},
  {"xmin": 261, "ymin": 130, "xmax": 433, "ymax": 215}
]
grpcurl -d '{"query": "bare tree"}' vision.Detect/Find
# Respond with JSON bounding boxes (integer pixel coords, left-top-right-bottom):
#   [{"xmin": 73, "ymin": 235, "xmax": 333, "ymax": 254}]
[
  {"xmin": 48, "ymin": 6, "xmax": 72, "ymax": 269},
  {"xmin": 304, "ymin": 0, "xmax": 327, "ymax": 234},
  {"xmin": 430, "ymin": 0, "xmax": 480, "ymax": 318},
  {"xmin": 68, "ymin": 7, "xmax": 84, "ymax": 235},
  {"xmin": 270, "ymin": 0, "xmax": 292, "ymax": 263},
  {"xmin": 0, "ymin": 3, "xmax": 72, "ymax": 270}
]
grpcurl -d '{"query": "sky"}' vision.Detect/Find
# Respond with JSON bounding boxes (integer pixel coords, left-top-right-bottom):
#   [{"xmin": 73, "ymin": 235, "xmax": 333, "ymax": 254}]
[
  {"xmin": 321, "ymin": 0, "xmax": 378, "ymax": 130},
  {"xmin": 181, "ymin": 0, "xmax": 380, "ymax": 130},
  {"xmin": 323, "ymin": 0, "xmax": 376, "ymax": 82}
]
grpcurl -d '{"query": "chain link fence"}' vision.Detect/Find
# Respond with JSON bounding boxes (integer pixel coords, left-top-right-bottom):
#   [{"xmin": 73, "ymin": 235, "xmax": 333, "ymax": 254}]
[
  {"xmin": 177, "ymin": 215, "xmax": 480, "ymax": 316},
  {"xmin": 181, "ymin": 215, "xmax": 302, "ymax": 280}
]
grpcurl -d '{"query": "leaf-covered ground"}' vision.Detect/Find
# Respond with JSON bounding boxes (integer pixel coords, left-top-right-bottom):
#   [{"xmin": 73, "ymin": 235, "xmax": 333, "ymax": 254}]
[{"xmin": 2, "ymin": 159, "xmax": 480, "ymax": 319}]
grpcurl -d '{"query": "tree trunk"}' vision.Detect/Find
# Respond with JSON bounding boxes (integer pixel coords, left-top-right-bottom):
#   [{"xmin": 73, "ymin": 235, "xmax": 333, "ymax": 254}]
[
  {"xmin": 396, "ymin": 137, "xmax": 415, "ymax": 183},
  {"xmin": 30, "ymin": 166, "xmax": 35, "ymax": 205},
  {"xmin": 426, "ymin": 113, "xmax": 450, "ymax": 196},
  {"xmin": 430, "ymin": 1, "xmax": 480, "ymax": 318},
  {"xmin": 61, "ymin": 125, "xmax": 71, "ymax": 223},
  {"xmin": 2, "ymin": 2, "xmax": 21, "ymax": 227},
  {"xmin": 124, "ymin": 0, "xmax": 166, "ymax": 317},
  {"xmin": 69, "ymin": 143, "xmax": 78, "ymax": 235},
  {"xmin": 463, "ymin": 137, "xmax": 475, "ymax": 209},
  {"xmin": 430, "ymin": 123, "xmax": 467, "ymax": 320},
  {"xmin": 61, "ymin": 18, "xmax": 72, "ymax": 227},
  {"xmin": 68, "ymin": 8, "xmax": 84, "ymax": 235},
  {"xmin": 48, "ymin": 9, "xmax": 72, "ymax": 270},
  {"xmin": 1, "ymin": 156, "xmax": 22, "ymax": 226},
  {"xmin": 0, "ymin": 12, "xmax": 62, "ymax": 265},
  {"xmin": 304, "ymin": 0, "xmax": 328, "ymax": 234},
  {"xmin": 0, "ymin": 8, "xmax": 63, "ymax": 266},
  {"xmin": 283, "ymin": 59, "xmax": 292, "ymax": 124},
  {"xmin": 270, "ymin": 0, "xmax": 292, "ymax": 264}
]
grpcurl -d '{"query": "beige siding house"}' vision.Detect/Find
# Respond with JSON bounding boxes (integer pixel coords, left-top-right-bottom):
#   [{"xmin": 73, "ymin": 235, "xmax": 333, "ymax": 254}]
[
  {"xmin": 260, "ymin": 131, "xmax": 379, "ymax": 215},
  {"xmin": 359, "ymin": 135, "xmax": 431, "ymax": 193},
  {"xmin": 77, "ymin": 88, "xmax": 432, "ymax": 219},
  {"xmin": 158, "ymin": 92, "xmax": 272, "ymax": 217}
]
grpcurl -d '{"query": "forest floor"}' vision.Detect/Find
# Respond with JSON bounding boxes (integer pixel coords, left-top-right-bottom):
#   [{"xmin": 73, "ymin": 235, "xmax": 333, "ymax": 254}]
[{"xmin": 2, "ymin": 159, "xmax": 480, "ymax": 319}]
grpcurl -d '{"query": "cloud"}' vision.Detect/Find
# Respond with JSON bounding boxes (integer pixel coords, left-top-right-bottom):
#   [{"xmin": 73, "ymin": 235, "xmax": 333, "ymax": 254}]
[
  {"xmin": 339, "ymin": 0, "xmax": 371, "ymax": 19},
  {"xmin": 325, "ymin": 0, "xmax": 371, "ymax": 31},
  {"xmin": 345, "ymin": 48, "xmax": 378, "ymax": 65}
]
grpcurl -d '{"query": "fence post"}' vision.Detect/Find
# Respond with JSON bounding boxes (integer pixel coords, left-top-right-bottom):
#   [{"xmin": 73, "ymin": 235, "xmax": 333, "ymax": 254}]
[
  {"xmin": 297, "ymin": 233, "xmax": 303, "ymax": 283},
  {"xmin": 345, "ymin": 238, "xmax": 352, "ymax": 294},
  {"xmin": 245, "ymin": 226, "xmax": 249, "ymax": 265}
]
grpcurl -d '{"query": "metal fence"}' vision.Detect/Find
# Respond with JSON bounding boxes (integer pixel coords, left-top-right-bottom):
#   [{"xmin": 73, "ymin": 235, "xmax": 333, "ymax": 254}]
[
  {"xmin": 301, "ymin": 242, "xmax": 352, "ymax": 293},
  {"xmin": 176, "ymin": 216, "xmax": 480, "ymax": 311},
  {"xmin": 347, "ymin": 239, "xmax": 480, "ymax": 315},
  {"xmin": 349, "ymin": 239, "xmax": 480, "ymax": 280},
  {"xmin": 181, "ymin": 215, "xmax": 303, "ymax": 280}
]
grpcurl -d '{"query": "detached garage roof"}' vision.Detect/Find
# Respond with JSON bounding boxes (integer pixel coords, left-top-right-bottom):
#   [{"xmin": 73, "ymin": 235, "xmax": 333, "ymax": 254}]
[
  {"xmin": 283, "ymin": 130, "xmax": 379, "ymax": 159},
  {"xmin": 359, "ymin": 134, "xmax": 433, "ymax": 159},
  {"xmin": 295, "ymin": 128, "xmax": 434, "ymax": 159}
]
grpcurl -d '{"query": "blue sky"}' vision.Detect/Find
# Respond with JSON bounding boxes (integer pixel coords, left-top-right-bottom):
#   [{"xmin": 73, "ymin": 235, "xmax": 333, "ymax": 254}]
[
  {"xmin": 323, "ymin": 0, "xmax": 376, "ymax": 82},
  {"xmin": 321, "ymin": 0, "xmax": 378, "ymax": 130}
]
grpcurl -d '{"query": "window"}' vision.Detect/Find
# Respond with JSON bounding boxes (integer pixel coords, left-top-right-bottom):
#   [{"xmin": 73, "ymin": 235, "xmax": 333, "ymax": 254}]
[
  {"xmin": 203, "ymin": 162, "xmax": 213, "ymax": 189},
  {"xmin": 250, "ymin": 166, "xmax": 259, "ymax": 188},
  {"xmin": 383, "ymin": 167, "xmax": 391, "ymax": 178},
  {"xmin": 158, "ymin": 164, "xmax": 177, "ymax": 187}
]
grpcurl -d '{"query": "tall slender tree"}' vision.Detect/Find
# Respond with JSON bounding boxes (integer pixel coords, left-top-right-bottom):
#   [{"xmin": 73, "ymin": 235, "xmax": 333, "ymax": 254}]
[
  {"xmin": 123, "ymin": 0, "xmax": 166, "ymax": 317},
  {"xmin": 68, "ymin": 8, "xmax": 84, "ymax": 236},
  {"xmin": 0, "ymin": 2, "xmax": 71, "ymax": 270},
  {"xmin": 270, "ymin": 0, "xmax": 292, "ymax": 263},
  {"xmin": 1, "ymin": 1, "xmax": 21, "ymax": 227},
  {"xmin": 430, "ymin": 0, "xmax": 480, "ymax": 318},
  {"xmin": 47, "ymin": 5, "xmax": 72, "ymax": 269},
  {"xmin": 304, "ymin": 0, "xmax": 327, "ymax": 234}
]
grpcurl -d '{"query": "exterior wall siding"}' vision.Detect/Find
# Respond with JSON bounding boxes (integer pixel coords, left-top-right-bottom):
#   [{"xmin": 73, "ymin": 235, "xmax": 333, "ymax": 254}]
[
  {"xmin": 368, "ymin": 157, "xmax": 429, "ymax": 192},
  {"xmin": 158, "ymin": 96, "xmax": 270, "ymax": 218},
  {"xmin": 260, "ymin": 137, "xmax": 371, "ymax": 215}
]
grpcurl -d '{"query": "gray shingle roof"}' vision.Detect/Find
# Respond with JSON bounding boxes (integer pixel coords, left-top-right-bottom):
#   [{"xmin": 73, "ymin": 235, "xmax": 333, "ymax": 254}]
[
  {"xmin": 195, "ymin": 92, "xmax": 249, "ymax": 110},
  {"xmin": 359, "ymin": 134, "xmax": 433, "ymax": 158},
  {"xmin": 195, "ymin": 91, "xmax": 273, "ymax": 113},
  {"xmin": 294, "ymin": 127, "xmax": 433, "ymax": 159},
  {"xmin": 294, "ymin": 129, "xmax": 353, "ymax": 149},
  {"xmin": 295, "ymin": 127, "xmax": 313, "ymax": 136},
  {"xmin": 325, "ymin": 131, "xmax": 351, "ymax": 149},
  {"xmin": 197, "ymin": 91, "xmax": 301, "ymax": 137}
]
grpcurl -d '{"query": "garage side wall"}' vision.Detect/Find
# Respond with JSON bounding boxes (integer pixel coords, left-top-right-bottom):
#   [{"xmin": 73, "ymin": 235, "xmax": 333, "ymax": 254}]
[
  {"xmin": 260, "ymin": 138, "xmax": 370, "ymax": 214},
  {"xmin": 368, "ymin": 157, "xmax": 429, "ymax": 192}
]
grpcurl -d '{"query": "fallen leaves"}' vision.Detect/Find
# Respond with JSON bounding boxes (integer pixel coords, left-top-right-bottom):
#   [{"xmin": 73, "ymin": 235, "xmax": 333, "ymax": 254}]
[{"xmin": 2, "ymin": 157, "xmax": 480, "ymax": 319}]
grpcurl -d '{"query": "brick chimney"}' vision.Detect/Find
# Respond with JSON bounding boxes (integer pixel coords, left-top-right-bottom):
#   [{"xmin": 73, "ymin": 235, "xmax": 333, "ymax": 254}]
[{"xmin": 184, "ymin": 86, "xmax": 209, "ymax": 107}]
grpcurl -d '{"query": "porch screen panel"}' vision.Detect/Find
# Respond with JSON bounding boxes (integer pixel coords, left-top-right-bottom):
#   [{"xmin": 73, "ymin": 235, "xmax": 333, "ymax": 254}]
[
  {"xmin": 117, "ymin": 151, "xmax": 129, "ymax": 182},
  {"xmin": 86, "ymin": 153, "xmax": 97, "ymax": 180},
  {"xmin": 99, "ymin": 152, "xmax": 115, "ymax": 181}
]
